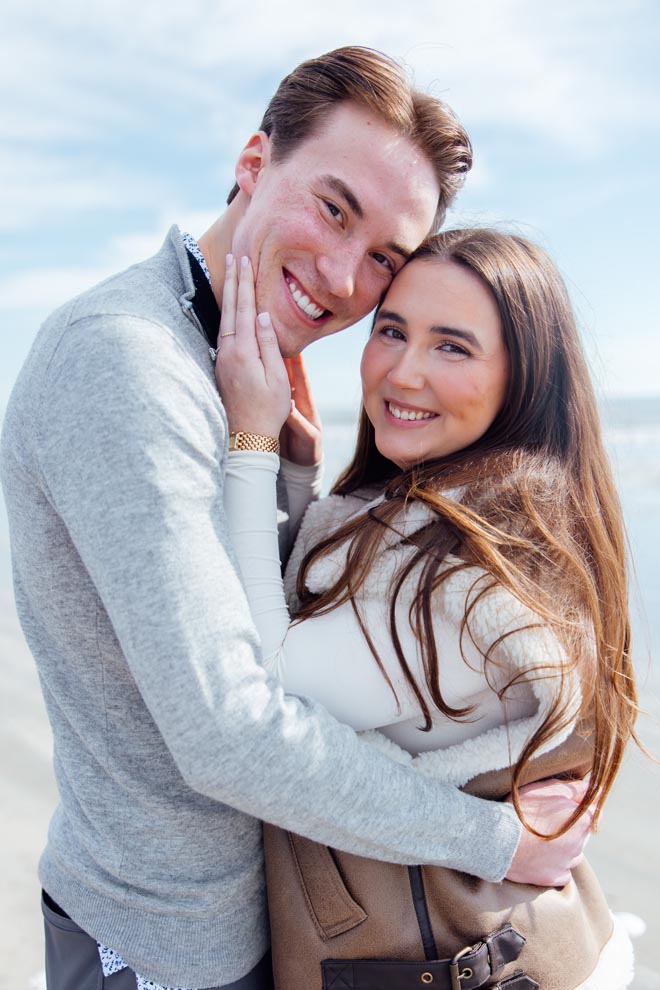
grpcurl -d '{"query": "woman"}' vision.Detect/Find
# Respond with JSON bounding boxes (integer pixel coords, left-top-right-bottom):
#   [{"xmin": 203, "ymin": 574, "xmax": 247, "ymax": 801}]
[{"xmin": 217, "ymin": 230, "xmax": 637, "ymax": 989}]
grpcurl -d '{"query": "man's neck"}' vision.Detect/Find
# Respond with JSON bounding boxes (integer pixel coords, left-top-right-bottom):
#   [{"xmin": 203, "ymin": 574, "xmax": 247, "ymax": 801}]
[{"xmin": 197, "ymin": 202, "xmax": 242, "ymax": 313}]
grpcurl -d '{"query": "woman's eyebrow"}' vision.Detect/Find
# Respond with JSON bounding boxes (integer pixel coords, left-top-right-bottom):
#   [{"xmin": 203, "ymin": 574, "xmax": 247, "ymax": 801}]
[
  {"xmin": 375, "ymin": 309, "xmax": 407, "ymax": 325},
  {"xmin": 430, "ymin": 325, "xmax": 481, "ymax": 350}
]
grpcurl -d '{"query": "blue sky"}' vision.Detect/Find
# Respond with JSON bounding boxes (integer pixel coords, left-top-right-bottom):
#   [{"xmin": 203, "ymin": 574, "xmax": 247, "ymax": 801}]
[{"xmin": 1, "ymin": 0, "xmax": 659, "ymax": 414}]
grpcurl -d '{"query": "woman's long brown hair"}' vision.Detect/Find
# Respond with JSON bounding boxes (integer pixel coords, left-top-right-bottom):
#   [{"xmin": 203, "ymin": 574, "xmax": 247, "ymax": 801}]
[{"xmin": 296, "ymin": 229, "xmax": 637, "ymax": 835}]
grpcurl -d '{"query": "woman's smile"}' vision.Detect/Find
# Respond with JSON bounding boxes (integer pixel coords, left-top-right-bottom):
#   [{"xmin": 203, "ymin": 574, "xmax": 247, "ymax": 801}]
[{"xmin": 384, "ymin": 399, "xmax": 439, "ymax": 423}]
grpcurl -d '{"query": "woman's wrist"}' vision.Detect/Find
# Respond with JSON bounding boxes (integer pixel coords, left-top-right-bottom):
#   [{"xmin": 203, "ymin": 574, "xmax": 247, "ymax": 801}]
[{"xmin": 280, "ymin": 456, "xmax": 323, "ymax": 485}]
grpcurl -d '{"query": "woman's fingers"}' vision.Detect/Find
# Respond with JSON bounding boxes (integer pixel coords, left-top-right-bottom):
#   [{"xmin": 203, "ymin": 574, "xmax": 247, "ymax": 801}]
[
  {"xmin": 215, "ymin": 253, "xmax": 291, "ymax": 436},
  {"xmin": 215, "ymin": 255, "xmax": 237, "ymax": 392},
  {"xmin": 218, "ymin": 255, "xmax": 258, "ymax": 350},
  {"xmin": 505, "ymin": 777, "xmax": 595, "ymax": 886},
  {"xmin": 235, "ymin": 256, "xmax": 258, "ymax": 349},
  {"xmin": 286, "ymin": 402, "xmax": 319, "ymax": 444},
  {"xmin": 216, "ymin": 255, "xmax": 291, "ymax": 435},
  {"xmin": 281, "ymin": 402, "xmax": 323, "ymax": 466},
  {"xmin": 284, "ymin": 355, "xmax": 321, "ymax": 428},
  {"xmin": 218, "ymin": 254, "xmax": 237, "ymax": 340},
  {"xmin": 256, "ymin": 312, "xmax": 290, "ymax": 391}
]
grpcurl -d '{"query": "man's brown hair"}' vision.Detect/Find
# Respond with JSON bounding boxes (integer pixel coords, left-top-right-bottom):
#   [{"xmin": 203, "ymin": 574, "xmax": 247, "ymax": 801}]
[{"xmin": 227, "ymin": 46, "xmax": 472, "ymax": 230}]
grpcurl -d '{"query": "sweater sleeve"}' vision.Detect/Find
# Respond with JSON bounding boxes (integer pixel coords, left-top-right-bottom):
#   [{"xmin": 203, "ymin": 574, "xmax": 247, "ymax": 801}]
[
  {"xmin": 279, "ymin": 457, "xmax": 323, "ymax": 543},
  {"xmin": 37, "ymin": 316, "xmax": 521, "ymax": 879}
]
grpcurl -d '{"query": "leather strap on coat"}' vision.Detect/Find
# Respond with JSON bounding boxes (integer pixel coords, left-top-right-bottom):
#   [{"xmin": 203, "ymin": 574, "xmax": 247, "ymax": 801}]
[{"xmin": 321, "ymin": 923, "xmax": 533, "ymax": 989}]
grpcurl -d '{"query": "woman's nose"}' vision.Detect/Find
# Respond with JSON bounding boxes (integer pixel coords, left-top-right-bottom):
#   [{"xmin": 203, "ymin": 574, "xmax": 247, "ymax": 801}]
[{"xmin": 387, "ymin": 349, "xmax": 426, "ymax": 390}]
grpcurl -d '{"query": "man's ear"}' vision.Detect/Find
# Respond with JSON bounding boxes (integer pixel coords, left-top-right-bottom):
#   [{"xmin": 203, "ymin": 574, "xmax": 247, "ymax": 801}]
[{"xmin": 234, "ymin": 131, "xmax": 271, "ymax": 199}]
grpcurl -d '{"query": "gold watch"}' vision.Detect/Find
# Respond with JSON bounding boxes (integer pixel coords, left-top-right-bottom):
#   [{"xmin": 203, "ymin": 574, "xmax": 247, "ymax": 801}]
[{"xmin": 228, "ymin": 431, "xmax": 280, "ymax": 455}]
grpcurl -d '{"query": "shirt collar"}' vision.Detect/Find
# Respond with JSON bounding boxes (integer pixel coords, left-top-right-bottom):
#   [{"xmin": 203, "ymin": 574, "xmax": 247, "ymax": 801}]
[
  {"xmin": 181, "ymin": 231, "xmax": 212, "ymax": 288},
  {"xmin": 180, "ymin": 231, "xmax": 220, "ymax": 349}
]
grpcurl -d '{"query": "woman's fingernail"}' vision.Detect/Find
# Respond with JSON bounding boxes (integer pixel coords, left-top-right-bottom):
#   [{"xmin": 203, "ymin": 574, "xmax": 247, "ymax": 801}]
[
  {"xmin": 225, "ymin": 254, "xmax": 233, "ymax": 268},
  {"xmin": 241, "ymin": 255, "xmax": 249, "ymax": 269},
  {"xmin": 257, "ymin": 312, "xmax": 271, "ymax": 327}
]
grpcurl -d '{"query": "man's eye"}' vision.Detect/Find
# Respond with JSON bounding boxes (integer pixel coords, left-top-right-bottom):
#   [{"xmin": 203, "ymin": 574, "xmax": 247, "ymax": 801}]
[
  {"xmin": 324, "ymin": 201, "xmax": 342, "ymax": 222},
  {"xmin": 371, "ymin": 252, "xmax": 394, "ymax": 272}
]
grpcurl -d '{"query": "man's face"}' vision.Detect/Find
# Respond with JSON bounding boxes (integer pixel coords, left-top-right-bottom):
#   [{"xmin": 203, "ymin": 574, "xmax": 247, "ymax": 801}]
[{"xmin": 230, "ymin": 102, "xmax": 440, "ymax": 357}]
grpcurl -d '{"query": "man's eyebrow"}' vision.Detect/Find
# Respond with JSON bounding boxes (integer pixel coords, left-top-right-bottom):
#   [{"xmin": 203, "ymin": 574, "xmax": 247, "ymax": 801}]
[
  {"xmin": 321, "ymin": 175, "xmax": 364, "ymax": 219},
  {"xmin": 375, "ymin": 309, "xmax": 482, "ymax": 349},
  {"xmin": 386, "ymin": 242, "xmax": 412, "ymax": 262}
]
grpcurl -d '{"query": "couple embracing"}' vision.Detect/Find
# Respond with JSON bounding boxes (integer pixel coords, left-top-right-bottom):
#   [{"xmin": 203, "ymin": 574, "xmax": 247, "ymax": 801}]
[{"xmin": 1, "ymin": 46, "xmax": 637, "ymax": 990}]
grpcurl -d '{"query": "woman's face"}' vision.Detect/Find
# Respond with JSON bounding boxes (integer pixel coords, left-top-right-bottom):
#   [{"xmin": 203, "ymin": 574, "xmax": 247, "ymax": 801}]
[{"xmin": 360, "ymin": 258, "xmax": 509, "ymax": 469}]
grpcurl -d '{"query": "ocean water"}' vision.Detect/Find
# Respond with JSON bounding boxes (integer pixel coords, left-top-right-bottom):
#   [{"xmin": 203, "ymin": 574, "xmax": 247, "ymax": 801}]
[
  {"xmin": 602, "ymin": 399, "xmax": 660, "ymax": 731},
  {"xmin": 319, "ymin": 396, "xmax": 660, "ymax": 725}
]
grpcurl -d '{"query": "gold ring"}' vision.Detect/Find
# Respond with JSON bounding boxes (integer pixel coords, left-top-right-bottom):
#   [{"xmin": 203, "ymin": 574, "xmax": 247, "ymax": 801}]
[{"xmin": 220, "ymin": 331, "xmax": 237, "ymax": 338}]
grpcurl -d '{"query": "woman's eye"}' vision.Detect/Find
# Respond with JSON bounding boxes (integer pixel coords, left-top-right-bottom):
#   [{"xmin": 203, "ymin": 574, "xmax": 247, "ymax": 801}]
[
  {"xmin": 378, "ymin": 325, "xmax": 405, "ymax": 341},
  {"xmin": 438, "ymin": 341, "xmax": 469, "ymax": 357}
]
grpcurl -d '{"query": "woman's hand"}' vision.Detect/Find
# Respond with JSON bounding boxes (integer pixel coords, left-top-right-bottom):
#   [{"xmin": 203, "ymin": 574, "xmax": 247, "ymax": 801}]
[
  {"xmin": 505, "ymin": 778, "xmax": 594, "ymax": 887},
  {"xmin": 215, "ymin": 255, "xmax": 291, "ymax": 437},
  {"xmin": 280, "ymin": 355, "xmax": 323, "ymax": 466}
]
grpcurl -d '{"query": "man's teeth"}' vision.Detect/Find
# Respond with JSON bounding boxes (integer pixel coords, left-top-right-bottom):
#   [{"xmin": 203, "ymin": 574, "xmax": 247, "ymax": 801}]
[
  {"xmin": 388, "ymin": 402, "xmax": 436, "ymax": 421},
  {"xmin": 286, "ymin": 277, "xmax": 324, "ymax": 320}
]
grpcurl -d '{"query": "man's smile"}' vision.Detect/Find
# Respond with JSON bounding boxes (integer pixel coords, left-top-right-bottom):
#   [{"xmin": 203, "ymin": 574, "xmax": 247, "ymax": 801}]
[{"xmin": 283, "ymin": 270, "xmax": 328, "ymax": 322}]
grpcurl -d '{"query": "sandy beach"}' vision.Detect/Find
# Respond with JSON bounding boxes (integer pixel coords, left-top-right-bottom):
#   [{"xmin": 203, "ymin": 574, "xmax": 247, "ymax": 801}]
[{"xmin": 1, "ymin": 602, "xmax": 658, "ymax": 990}]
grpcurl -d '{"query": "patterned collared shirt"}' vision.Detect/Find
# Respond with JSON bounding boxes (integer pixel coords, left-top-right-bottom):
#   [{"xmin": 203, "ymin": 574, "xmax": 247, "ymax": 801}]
[{"xmin": 181, "ymin": 230, "xmax": 212, "ymax": 287}]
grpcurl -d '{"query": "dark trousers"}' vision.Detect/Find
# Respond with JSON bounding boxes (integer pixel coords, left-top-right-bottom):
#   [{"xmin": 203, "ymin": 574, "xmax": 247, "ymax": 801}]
[{"xmin": 42, "ymin": 891, "xmax": 274, "ymax": 990}]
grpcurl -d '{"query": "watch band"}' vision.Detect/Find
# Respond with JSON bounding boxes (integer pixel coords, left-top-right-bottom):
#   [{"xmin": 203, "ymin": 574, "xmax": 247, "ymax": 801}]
[{"xmin": 228, "ymin": 431, "xmax": 280, "ymax": 455}]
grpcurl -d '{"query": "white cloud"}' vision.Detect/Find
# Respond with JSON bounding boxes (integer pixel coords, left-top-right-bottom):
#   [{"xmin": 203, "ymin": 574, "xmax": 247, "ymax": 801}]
[
  {"xmin": 0, "ymin": 266, "xmax": 112, "ymax": 312},
  {"xmin": 2, "ymin": 0, "xmax": 657, "ymax": 157},
  {"xmin": 402, "ymin": 2, "xmax": 659, "ymax": 149},
  {"xmin": 0, "ymin": 150, "xmax": 175, "ymax": 233},
  {"xmin": 1, "ymin": 0, "xmax": 658, "ymax": 401},
  {"xmin": 0, "ymin": 0, "xmax": 655, "ymax": 239},
  {"xmin": 0, "ymin": 209, "xmax": 219, "ymax": 314}
]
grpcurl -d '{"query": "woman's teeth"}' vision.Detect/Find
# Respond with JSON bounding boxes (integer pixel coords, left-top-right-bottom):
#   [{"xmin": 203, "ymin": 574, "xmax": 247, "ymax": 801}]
[
  {"xmin": 286, "ymin": 277, "xmax": 324, "ymax": 320},
  {"xmin": 388, "ymin": 402, "xmax": 436, "ymax": 421}
]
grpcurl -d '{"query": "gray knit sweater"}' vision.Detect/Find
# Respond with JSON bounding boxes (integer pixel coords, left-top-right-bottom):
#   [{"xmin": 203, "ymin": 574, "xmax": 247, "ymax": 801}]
[{"xmin": 0, "ymin": 227, "xmax": 520, "ymax": 987}]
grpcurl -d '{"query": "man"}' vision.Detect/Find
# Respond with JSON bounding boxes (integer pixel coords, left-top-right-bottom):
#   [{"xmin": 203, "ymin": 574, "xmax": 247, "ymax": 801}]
[{"xmin": 1, "ymin": 47, "xmax": 589, "ymax": 990}]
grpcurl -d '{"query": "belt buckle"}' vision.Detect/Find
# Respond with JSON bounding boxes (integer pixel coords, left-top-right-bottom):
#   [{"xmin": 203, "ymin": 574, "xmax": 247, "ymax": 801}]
[{"xmin": 449, "ymin": 943, "xmax": 475, "ymax": 990}]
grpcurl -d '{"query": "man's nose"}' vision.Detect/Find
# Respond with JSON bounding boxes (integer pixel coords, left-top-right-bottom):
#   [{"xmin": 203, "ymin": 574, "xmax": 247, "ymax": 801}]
[{"xmin": 316, "ymin": 251, "xmax": 358, "ymax": 299}]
